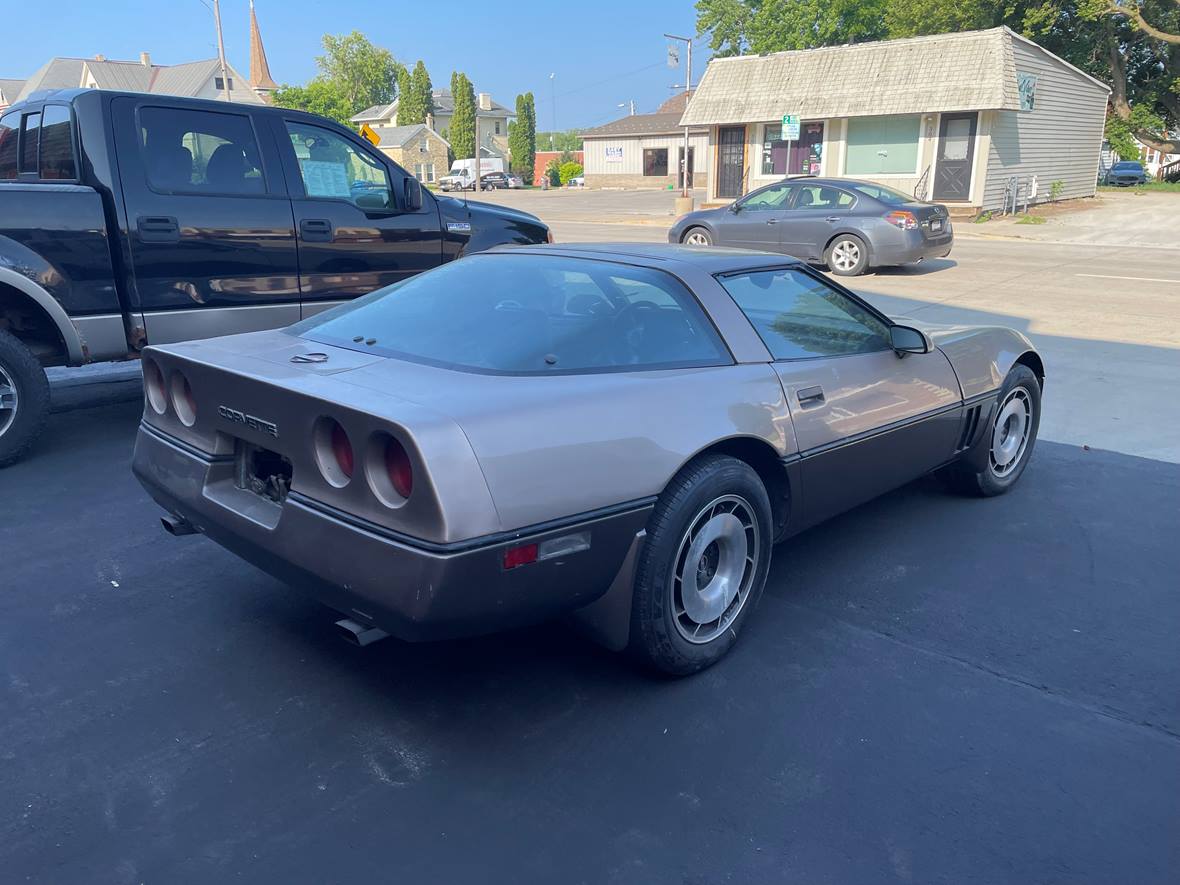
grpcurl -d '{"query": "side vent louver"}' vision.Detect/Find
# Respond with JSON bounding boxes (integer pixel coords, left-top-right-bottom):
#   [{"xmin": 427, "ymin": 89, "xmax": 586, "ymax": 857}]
[{"xmin": 957, "ymin": 405, "xmax": 982, "ymax": 451}]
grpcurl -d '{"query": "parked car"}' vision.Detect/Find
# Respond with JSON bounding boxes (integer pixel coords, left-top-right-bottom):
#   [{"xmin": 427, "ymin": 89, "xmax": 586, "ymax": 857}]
[
  {"xmin": 481, "ymin": 172, "xmax": 510, "ymax": 189},
  {"xmin": 0, "ymin": 88, "xmax": 550, "ymax": 466},
  {"xmin": 1103, "ymin": 161, "xmax": 1148, "ymax": 186},
  {"xmin": 134, "ymin": 243, "xmax": 1043, "ymax": 675},
  {"xmin": 506, "ymin": 172, "xmax": 524, "ymax": 189},
  {"xmin": 567, "ymin": 175, "xmax": 586, "ymax": 187},
  {"xmin": 669, "ymin": 177, "xmax": 953, "ymax": 276}
]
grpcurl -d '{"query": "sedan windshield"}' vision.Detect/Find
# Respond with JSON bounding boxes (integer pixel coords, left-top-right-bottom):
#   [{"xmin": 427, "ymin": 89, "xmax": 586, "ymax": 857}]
[
  {"xmin": 1113, "ymin": 162, "xmax": 1142, "ymax": 170},
  {"xmin": 847, "ymin": 182, "xmax": 918, "ymax": 206},
  {"xmin": 292, "ymin": 254, "xmax": 730, "ymax": 374}
]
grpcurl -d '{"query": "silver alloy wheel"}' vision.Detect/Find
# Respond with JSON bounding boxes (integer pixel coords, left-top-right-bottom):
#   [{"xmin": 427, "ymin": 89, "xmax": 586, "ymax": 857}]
[
  {"xmin": 670, "ymin": 494, "xmax": 760, "ymax": 644},
  {"xmin": 830, "ymin": 239, "xmax": 861, "ymax": 272},
  {"xmin": 989, "ymin": 386, "xmax": 1032, "ymax": 478},
  {"xmin": 683, "ymin": 230, "xmax": 710, "ymax": 246},
  {"xmin": 0, "ymin": 362, "xmax": 18, "ymax": 438}
]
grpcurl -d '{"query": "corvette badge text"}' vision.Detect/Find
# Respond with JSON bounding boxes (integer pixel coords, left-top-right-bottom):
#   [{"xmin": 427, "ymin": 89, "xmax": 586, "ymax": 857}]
[{"xmin": 217, "ymin": 406, "xmax": 279, "ymax": 439}]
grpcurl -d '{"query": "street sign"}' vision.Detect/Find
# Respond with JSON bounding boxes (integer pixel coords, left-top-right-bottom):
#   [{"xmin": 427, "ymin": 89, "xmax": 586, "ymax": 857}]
[
  {"xmin": 360, "ymin": 123, "xmax": 381, "ymax": 146},
  {"xmin": 781, "ymin": 114, "xmax": 800, "ymax": 140},
  {"xmin": 667, "ymin": 45, "xmax": 680, "ymax": 67}
]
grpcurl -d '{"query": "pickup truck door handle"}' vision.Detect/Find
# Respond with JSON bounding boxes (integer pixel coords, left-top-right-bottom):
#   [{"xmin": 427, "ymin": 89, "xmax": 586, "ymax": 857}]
[
  {"xmin": 299, "ymin": 218, "xmax": 334, "ymax": 242},
  {"xmin": 137, "ymin": 215, "xmax": 179, "ymax": 243},
  {"xmin": 796, "ymin": 385, "xmax": 825, "ymax": 407}
]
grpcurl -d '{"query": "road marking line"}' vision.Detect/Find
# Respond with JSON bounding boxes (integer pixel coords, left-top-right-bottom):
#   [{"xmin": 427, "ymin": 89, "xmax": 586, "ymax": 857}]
[{"xmin": 1075, "ymin": 273, "xmax": 1180, "ymax": 284}]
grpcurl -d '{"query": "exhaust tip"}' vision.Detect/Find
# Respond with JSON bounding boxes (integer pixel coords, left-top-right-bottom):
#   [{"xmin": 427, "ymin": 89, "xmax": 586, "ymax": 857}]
[
  {"xmin": 161, "ymin": 514, "xmax": 199, "ymax": 536},
  {"xmin": 335, "ymin": 618, "xmax": 390, "ymax": 648}
]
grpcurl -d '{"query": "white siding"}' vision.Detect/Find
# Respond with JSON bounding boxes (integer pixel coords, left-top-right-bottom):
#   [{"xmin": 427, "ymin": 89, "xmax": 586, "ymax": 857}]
[
  {"xmin": 982, "ymin": 37, "xmax": 1109, "ymax": 210},
  {"xmin": 583, "ymin": 133, "xmax": 708, "ymax": 176}
]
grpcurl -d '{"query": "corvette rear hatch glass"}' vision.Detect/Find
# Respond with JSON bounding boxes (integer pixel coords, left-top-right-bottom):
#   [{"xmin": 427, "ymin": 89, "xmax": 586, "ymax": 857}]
[{"xmin": 291, "ymin": 254, "xmax": 730, "ymax": 375}]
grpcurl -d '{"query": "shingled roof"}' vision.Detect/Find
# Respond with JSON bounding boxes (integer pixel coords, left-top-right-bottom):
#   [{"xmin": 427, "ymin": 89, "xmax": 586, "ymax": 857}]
[{"xmin": 681, "ymin": 27, "xmax": 1030, "ymax": 126}]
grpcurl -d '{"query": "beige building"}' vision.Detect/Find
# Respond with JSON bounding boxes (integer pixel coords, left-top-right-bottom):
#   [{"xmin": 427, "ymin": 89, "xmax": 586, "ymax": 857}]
[
  {"xmin": 581, "ymin": 92, "xmax": 707, "ymax": 189},
  {"xmin": 373, "ymin": 124, "xmax": 450, "ymax": 184},
  {"xmin": 681, "ymin": 27, "xmax": 1111, "ymax": 210},
  {"xmin": 353, "ymin": 90, "xmax": 513, "ymax": 162}
]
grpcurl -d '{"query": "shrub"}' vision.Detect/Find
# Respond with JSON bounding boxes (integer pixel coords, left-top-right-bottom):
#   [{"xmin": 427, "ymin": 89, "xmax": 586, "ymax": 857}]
[
  {"xmin": 1049, "ymin": 180, "xmax": 1065, "ymax": 202},
  {"xmin": 558, "ymin": 162, "xmax": 584, "ymax": 185}
]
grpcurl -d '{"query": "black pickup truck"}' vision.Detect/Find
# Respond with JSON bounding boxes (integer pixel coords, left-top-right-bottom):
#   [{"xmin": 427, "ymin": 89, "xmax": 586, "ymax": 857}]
[{"xmin": 0, "ymin": 89, "xmax": 550, "ymax": 465}]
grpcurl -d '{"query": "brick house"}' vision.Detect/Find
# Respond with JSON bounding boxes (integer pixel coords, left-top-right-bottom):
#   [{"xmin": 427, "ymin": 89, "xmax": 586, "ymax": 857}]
[{"xmin": 373, "ymin": 124, "xmax": 450, "ymax": 185}]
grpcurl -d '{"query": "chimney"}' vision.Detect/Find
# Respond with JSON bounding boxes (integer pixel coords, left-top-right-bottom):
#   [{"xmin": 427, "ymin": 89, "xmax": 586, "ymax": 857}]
[
  {"xmin": 426, "ymin": 112, "xmax": 435, "ymax": 131},
  {"xmin": 94, "ymin": 54, "xmax": 106, "ymax": 61},
  {"xmin": 477, "ymin": 92, "xmax": 492, "ymax": 111},
  {"xmin": 140, "ymin": 51, "xmax": 151, "ymax": 67}
]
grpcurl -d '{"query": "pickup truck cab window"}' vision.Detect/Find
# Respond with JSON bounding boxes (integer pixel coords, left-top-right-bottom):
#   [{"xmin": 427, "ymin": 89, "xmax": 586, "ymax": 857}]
[
  {"xmin": 286, "ymin": 122, "xmax": 393, "ymax": 210},
  {"xmin": 39, "ymin": 105, "xmax": 76, "ymax": 181},
  {"xmin": 19, "ymin": 112, "xmax": 40, "ymax": 175},
  {"xmin": 0, "ymin": 112, "xmax": 17, "ymax": 179},
  {"xmin": 139, "ymin": 106, "xmax": 265, "ymax": 195}
]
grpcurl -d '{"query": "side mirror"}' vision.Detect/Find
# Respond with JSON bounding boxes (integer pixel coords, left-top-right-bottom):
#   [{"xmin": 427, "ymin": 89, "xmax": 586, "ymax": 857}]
[
  {"xmin": 404, "ymin": 177, "xmax": 423, "ymax": 212},
  {"xmin": 889, "ymin": 324, "xmax": 931, "ymax": 355},
  {"xmin": 729, "ymin": 202, "xmax": 741, "ymax": 213}
]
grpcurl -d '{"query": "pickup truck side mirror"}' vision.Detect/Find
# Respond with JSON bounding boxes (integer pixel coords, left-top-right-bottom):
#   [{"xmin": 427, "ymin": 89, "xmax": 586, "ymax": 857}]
[
  {"xmin": 404, "ymin": 177, "xmax": 423, "ymax": 212},
  {"xmin": 889, "ymin": 324, "xmax": 932, "ymax": 355}
]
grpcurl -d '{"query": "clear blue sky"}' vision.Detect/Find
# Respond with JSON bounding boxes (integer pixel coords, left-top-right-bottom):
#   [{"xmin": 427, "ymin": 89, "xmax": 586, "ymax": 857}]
[{"xmin": 3, "ymin": 0, "xmax": 710, "ymax": 130}]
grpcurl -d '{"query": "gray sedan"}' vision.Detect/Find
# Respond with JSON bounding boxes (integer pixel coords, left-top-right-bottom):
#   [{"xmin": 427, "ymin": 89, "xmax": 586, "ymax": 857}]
[{"xmin": 669, "ymin": 177, "xmax": 954, "ymax": 276}]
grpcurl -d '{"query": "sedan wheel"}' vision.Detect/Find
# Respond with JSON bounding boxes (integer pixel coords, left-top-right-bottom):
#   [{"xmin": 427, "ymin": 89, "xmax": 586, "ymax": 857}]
[
  {"xmin": 825, "ymin": 234, "xmax": 868, "ymax": 276},
  {"xmin": 682, "ymin": 228, "xmax": 712, "ymax": 247},
  {"xmin": 630, "ymin": 454, "xmax": 772, "ymax": 675}
]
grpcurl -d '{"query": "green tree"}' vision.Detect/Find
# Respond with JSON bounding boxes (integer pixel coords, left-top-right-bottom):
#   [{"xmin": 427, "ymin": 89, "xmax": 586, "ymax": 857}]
[
  {"xmin": 315, "ymin": 31, "xmax": 402, "ymax": 111},
  {"xmin": 274, "ymin": 31, "xmax": 403, "ymax": 126},
  {"xmin": 696, "ymin": 0, "xmax": 887, "ymax": 55},
  {"xmin": 449, "ymin": 71, "xmax": 477, "ymax": 160},
  {"xmin": 412, "ymin": 61, "xmax": 435, "ymax": 122},
  {"xmin": 558, "ymin": 161, "xmax": 584, "ymax": 184},
  {"xmin": 537, "ymin": 130, "xmax": 584, "ymax": 151},
  {"xmin": 395, "ymin": 67, "xmax": 416, "ymax": 125},
  {"xmin": 509, "ymin": 91, "xmax": 537, "ymax": 181},
  {"xmin": 272, "ymin": 79, "xmax": 353, "ymax": 126}
]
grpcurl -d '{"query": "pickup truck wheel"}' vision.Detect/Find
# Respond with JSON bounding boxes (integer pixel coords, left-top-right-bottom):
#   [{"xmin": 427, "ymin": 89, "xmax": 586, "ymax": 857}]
[
  {"xmin": 0, "ymin": 329, "xmax": 50, "ymax": 468},
  {"xmin": 629, "ymin": 454, "xmax": 772, "ymax": 676}
]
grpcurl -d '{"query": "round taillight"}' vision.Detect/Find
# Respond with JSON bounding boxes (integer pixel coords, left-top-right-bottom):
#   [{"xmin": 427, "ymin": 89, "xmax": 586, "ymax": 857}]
[
  {"xmin": 143, "ymin": 359, "xmax": 167, "ymax": 414},
  {"xmin": 365, "ymin": 433, "xmax": 413, "ymax": 507},
  {"xmin": 314, "ymin": 417, "xmax": 354, "ymax": 487},
  {"xmin": 170, "ymin": 371, "xmax": 196, "ymax": 426},
  {"xmin": 385, "ymin": 438, "xmax": 413, "ymax": 499}
]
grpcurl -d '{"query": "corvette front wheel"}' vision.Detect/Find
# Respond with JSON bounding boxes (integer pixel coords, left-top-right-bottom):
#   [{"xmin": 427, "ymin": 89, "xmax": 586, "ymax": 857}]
[
  {"xmin": 630, "ymin": 454, "xmax": 772, "ymax": 676},
  {"xmin": 945, "ymin": 363, "xmax": 1041, "ymax": 496}
]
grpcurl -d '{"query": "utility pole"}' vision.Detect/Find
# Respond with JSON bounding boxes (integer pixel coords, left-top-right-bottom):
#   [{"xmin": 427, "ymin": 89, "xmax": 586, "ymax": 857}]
[
  {"xmin": 213, "ymin": 0, "xmax": 231, "ymax": 101},
  {"xmin": 664, "ymin": 33, "xmax": 693, "ymax": 197},
  {"xmin": 474, "ymin": 109, "xmax": 481, "ymax": 194}
]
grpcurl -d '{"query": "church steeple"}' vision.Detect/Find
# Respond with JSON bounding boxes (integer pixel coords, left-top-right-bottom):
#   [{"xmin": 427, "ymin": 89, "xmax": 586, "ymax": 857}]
[{"xmin": 248, "ymin": 0, "xmax": 278, "ymax": 100}]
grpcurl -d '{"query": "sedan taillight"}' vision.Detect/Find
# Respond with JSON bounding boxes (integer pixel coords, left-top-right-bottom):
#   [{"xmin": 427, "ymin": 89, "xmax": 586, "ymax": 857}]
[{"xmin": 884, "ymin": 210, "xmax": 919, "ymax": 230}]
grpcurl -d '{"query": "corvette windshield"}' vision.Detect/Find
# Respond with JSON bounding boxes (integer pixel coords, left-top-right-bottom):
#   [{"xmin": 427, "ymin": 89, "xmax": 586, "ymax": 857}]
[{"xmin": 291, "ymin": 254, "xmax": 730, "ymax": 374}]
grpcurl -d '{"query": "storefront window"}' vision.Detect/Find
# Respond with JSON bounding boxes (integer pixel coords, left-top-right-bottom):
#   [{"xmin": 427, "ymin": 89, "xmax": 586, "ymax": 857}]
[
  {"xmin": 643, "ymin": 148, "xmax": 668, "ymax": 176},
  {"xmin": 845, "ymin": 115, "xmax": 920, "ymax": 175},
  {"xmin": 760, "ymin": 122, "xmax": 824, "ymax": 176}
]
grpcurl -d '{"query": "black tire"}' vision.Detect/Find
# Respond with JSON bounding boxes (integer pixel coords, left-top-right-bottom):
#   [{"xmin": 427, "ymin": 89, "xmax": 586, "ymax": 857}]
[
  {"xmin": 825, "ymin": 233, "xmax": 869, "ymax": 276},
  {"xmin": 943, "ymin": 363, "xmax": 1041, "ymax": 497},
  {"xmin": 0, "ymin": 329, "xmax": 51, "ymax": 468},
  {"xmin": 629, "ymin": 454, "xmax": 773, "ymax": 676},
  {"xmin": 681, "ymin": 226, "xmax": 713, "ymax": 247}
]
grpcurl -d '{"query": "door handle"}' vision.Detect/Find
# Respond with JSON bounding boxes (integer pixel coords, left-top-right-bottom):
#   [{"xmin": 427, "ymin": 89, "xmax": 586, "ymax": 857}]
[
  {"xmin": 765, "ymin": 218, "xmax": 779, "ymax": 225},
  {"xmin": 825, "ymin": 216, "xmax": 841, "ymax": 222},
  {"xmin": 796, "ymin": 385, "xmax": 825, "ymax": 407},
  {"xmin": 300, "ymin": 218, "xmax": 334, "ymax": 242},
  {"xmin": 137, "ymin": 215, "xmax": 179, "ymax": 242}
]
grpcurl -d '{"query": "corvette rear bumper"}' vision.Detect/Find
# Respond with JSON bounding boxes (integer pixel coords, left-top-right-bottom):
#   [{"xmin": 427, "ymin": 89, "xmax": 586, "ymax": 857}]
[{"xmin": 132, "ymin": 423, "xmax": 651, "ymax": 642}]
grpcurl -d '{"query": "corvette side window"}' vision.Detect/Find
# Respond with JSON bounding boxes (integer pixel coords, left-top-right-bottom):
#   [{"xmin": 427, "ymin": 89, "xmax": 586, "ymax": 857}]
[{"xmin": 719, "ymin": 269, "xmax": 890, "ymax": 359}]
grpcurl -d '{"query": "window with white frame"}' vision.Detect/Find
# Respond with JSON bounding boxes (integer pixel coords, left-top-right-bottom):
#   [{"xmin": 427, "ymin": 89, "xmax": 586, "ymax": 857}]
[
  {"xmin": 425, "ymin": 163, "xmax": 435, "ymax": 182},
  {"xmin": 844, "ymin": 115, "xmax": 921, "ymax": 175}
]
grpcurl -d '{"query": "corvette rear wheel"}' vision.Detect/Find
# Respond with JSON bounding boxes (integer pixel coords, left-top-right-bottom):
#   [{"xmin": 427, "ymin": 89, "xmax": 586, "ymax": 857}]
[
  {"xmin": 945, "ymin": 363, "xmax": 1041, "ymax": 497},
  {"xmin": 630, "ymin": 454, "xmax": 772, "ymax": 676},
  {"xmin": 682, "ymin": 227, "xmax": 712, "ymax": 246}
]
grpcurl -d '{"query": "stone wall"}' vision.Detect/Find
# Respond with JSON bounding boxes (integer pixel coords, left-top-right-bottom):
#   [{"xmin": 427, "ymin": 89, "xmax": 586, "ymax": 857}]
[
  {"xmin": 586, "ymin": 173, "xmax": 685, "ymax": 190},
  {"xmin": 382, "ymin": 134, "xmax": 451, "ymax": 185}
]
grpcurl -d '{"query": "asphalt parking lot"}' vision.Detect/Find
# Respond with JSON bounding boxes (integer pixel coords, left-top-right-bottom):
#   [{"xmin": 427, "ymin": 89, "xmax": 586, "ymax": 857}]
[{"xmin": 3, "ymin": 197, "xmax": 1179, "ymax": 882}]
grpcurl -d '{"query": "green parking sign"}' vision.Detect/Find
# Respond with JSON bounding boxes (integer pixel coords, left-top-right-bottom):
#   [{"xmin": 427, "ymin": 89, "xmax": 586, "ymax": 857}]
[{"xmin": 781, "ymin": 114, "xmax": 800, "ymax": 140}]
